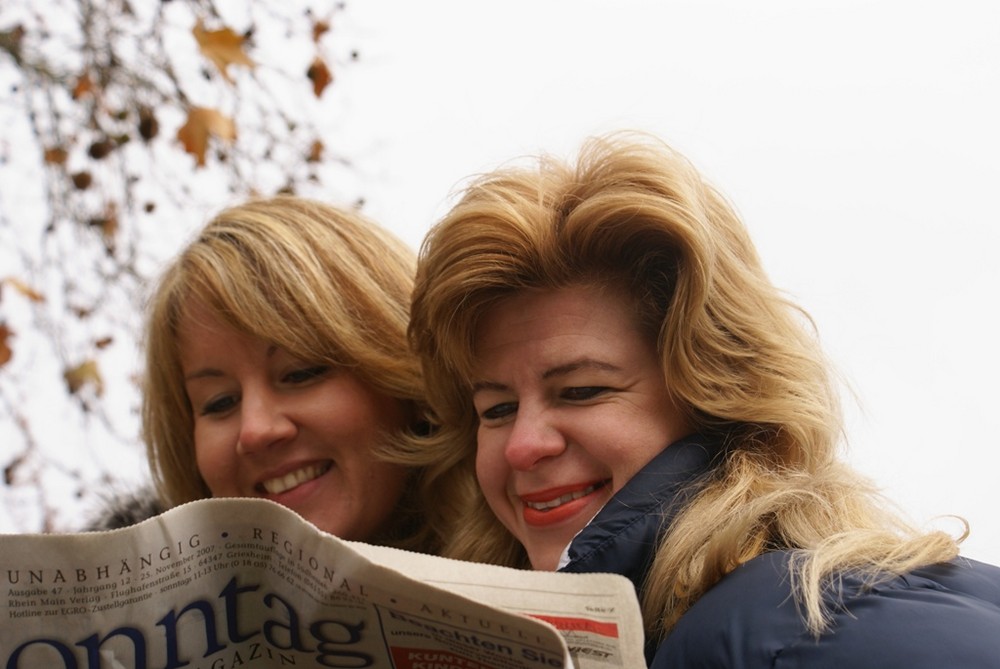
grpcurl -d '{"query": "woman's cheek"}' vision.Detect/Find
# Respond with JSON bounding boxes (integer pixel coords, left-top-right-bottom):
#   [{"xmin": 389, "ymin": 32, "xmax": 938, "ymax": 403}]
[
  {"xmin": 193, "ymin": 426, "xmax": 229, "ymax": 495},
  {"xmin": 475, "ymin": 435, "xmax": 509, "ymax": 508}
]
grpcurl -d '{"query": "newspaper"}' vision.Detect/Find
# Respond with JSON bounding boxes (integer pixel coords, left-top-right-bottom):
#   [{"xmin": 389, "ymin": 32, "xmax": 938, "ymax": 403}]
[{"xmin": 2, "ymin": 497, "xmax": 646, "ymax": 668}]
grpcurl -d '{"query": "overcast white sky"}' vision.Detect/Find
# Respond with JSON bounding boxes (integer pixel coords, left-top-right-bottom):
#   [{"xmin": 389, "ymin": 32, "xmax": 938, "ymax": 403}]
[{"xmin": 336, "ymin": 0, "xmax": 1000, "ymax": 563}]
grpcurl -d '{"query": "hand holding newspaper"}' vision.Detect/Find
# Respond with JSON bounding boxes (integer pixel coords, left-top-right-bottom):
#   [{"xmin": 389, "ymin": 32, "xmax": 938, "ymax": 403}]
[{"xmin": 2, "ymin": 498, "xmax": 646, "ymax": 668}]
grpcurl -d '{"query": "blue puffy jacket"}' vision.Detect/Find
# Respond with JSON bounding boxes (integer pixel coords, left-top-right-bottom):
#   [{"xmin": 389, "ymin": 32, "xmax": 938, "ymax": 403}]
[{"xmin": 560, "ymin": 434, "xmax": 1000, "ymax": 668}]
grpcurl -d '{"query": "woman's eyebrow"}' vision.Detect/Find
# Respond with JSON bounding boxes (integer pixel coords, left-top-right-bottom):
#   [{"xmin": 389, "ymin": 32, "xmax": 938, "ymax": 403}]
[
  {"xmin": 471, "ymin": 359, "xmax": 621, "ymax": 395},
  {"xmin": 184, "ymin": 367, "xmax": 223, "ymax": 382},
  {"xmin": 471, "ymin": 380, "xmax": 507, "ymax": 395},
  {"xmin": 542, "ymin": 358, "xmax": 620, "ymax": 380}
]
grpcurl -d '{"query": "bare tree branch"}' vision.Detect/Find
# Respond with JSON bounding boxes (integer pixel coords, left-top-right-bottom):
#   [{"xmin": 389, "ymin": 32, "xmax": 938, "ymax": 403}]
[{"xmin": 0, "ymin": 0, "xmax": 363, "ymax": 532}]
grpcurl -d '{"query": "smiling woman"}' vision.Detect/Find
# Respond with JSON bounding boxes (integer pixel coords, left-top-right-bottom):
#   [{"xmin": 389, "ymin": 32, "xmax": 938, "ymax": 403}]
[
  {"xmin": 178, "ymin": 301, "xmax": 409, "ymax": 542},
  {"xmin": 138, "ymin": 195, "xmax": 442, "ymax": 553},
  {"xmin": 408, "ymin": 132, "xmax": 1000, "ymax": 667},
  {"xmin": 471, "ymin": 283, "xmax": 689, "ymax": 571}
]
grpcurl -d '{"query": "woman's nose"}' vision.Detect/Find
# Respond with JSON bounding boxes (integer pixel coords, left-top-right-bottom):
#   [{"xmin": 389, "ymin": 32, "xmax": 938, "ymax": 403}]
[
  {"xmin": 503, "ymin": 407, "xmax": 566, "ymax": 470},
  {"xmin": 235, "ymin": 389, "xmax": 296, "ymax": 455}
]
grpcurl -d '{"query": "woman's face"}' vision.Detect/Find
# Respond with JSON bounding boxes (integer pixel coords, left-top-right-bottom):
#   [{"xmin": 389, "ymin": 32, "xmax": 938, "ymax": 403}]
[
  {"xmin": 472, "ymin": 284, "xmax": 691, "ymax": 570},
  {"xmin": 178, "ymin": 303, "xmax": 409, "ymax": 541}
]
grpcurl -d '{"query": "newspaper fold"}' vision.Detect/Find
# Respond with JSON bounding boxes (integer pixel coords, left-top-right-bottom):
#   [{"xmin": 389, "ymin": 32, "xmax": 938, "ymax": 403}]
[{"xmin": 2, "ymin": 497, "xmax": 646, "ymax": 668}]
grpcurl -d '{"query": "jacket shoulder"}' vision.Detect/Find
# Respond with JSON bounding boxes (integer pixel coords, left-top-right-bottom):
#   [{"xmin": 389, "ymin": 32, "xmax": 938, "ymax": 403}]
[{"xmin": 652, "ymin": 552, "xmax": 1000, "ymax": 669}]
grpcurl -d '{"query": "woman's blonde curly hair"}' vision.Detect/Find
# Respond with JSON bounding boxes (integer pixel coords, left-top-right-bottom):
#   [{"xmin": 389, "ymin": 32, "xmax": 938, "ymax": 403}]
[
  {"xmin": 143, "ymin": 195, "xmax": 440, "ymax": 553},
  {"xmin": 408, "ymin": 132, "xmax": 961, "ymax": 640}
]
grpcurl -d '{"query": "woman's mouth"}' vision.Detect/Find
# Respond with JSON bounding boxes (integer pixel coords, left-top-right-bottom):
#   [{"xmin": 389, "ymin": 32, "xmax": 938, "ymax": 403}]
[
  {"xmin": 519, "ymin": 480, "xmax": 610, "ymax": 526},
  {"xmin": 523, "ymin": 481, "xmax": 608, "ymax": 511},
  {"xmin": 258, "ymin": 462, "xmax": 332, "ymax": 495}
]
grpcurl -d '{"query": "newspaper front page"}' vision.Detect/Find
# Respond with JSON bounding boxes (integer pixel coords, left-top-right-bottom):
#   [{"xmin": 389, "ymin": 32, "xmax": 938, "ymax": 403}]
[{"xmin": 2, "ymin": 498, "xmax": 646, "ymax": 668}]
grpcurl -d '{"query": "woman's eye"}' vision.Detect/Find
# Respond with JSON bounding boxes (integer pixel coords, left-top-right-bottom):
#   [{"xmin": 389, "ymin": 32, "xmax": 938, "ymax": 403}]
[
  {"xmin": 201, "ymin": 394, "xmax": 238, "ymax": 416},
  {"xmin": 562, "ymin": 386, "xmax": 607, "ymax": 401},
  {"xmin": 481, "ymin": 402, "xmax": 517, "ymax": 421},
  {"xmin": 284, "ymin": 365, "xmax": 330, "ymax": 384}
]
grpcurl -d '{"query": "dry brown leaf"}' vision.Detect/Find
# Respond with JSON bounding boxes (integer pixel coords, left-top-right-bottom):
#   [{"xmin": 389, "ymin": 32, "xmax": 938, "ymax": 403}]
[
  {"xmin": 2, "ymin": 277, "xmax": 45, "ymax": 303},
  {"xmin": 0, "ymin": 25, "xmax": 25, "ymax": 60},
  {"xmin": 307, "ymin": 57, "xmax": 332, "ymax": 98},
  {"xmin": 64, "ymin": 359, "xmax": 104, "ymax": 396},
  {"xmin": 0, "ymin": 323, "xmax": 12, "ymax": 367},
  {"xmin": 176, "ymin": 107, "xmax": 237, "ymax": 166},
  {"xmin": 88, "ymin": 139, "xmax": 115, "ymax": 160},
  {"xmin": 312, "ymin": 20, "xmax": 330, "ymax": 43},
  {"xmin": 192, "ymin": 19, "xmax": 255, "ymax": 83},
  {"xmin": 72, "ymin": 171, "xmax": 93, "ymax": 190},
  {"xmin": 307, "ymin": 139, "xmax": 323, "ymax": 163},
  {"xmin": 138, "ymin": 107, "xmax": 159, "ymax": 141},
  {"xmin": 90, "ymin": 201, "xmax": 119, "ymax": 242},
  {"xmin": 72, "ymin": 72, "xmax": 94, "ymax": 100},
  {"xmin": 43, "ymin": 146, "xmax": 69, "ymax": 166}
]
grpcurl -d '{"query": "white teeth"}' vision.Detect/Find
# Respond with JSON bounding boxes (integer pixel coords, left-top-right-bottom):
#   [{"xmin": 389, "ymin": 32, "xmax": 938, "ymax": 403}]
[
  {"xmin": 261, "ymin": 463, "xmax": 331, "ymax": 495},
  {"xmin": 525, "ymin": 482, "xmax": 603, "ymax": 511}
]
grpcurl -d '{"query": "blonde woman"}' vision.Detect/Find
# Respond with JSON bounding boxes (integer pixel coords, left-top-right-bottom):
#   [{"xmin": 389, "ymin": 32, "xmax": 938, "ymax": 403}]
[
  {"xmin": 409, "ymin": 133, "xmax": 1000, "ymax": 666},
  {"xmin": 142, "ymin": 195, "xmax": 440, "ymax": 553}
]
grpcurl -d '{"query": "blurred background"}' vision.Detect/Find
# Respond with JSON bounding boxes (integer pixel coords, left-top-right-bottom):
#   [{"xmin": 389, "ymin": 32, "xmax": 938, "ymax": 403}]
[{"xmin": 1, "ymin": 0, "xmax": 997, "ymax": 563}]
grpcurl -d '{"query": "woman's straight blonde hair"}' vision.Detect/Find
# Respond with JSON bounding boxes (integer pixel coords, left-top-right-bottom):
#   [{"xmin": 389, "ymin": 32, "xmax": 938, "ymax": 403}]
[
  {"xmin": 143, "ymin": 195, "xmax": 440, "ymax": 552},
  {"xmin": 409, "ymin": 132, "xmax": 961, "ymax": 639}
]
